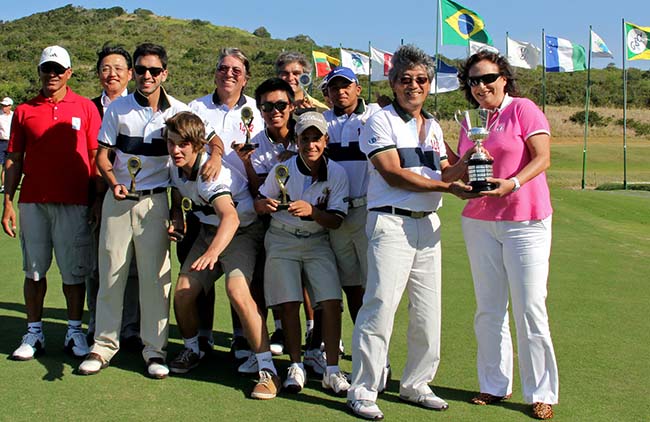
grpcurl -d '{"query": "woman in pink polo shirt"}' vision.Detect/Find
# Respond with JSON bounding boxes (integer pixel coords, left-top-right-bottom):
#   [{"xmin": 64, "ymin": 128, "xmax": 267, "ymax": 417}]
[{"xmin": 456, "ymin": 50, "xmax": 558, "ymax": 420}]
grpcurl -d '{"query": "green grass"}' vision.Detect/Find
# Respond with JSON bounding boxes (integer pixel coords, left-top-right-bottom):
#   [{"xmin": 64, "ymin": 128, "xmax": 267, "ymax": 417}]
[{"xmin": 1, "ymin": 145, "xmax": 649, "ymax": 421}]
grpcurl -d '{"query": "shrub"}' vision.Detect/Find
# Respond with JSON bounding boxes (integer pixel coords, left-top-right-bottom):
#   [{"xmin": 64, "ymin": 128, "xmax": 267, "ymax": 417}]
[
  {"xmin": 569, "ymin": 110, "xmax": 609, "ymax": 127},
  {"xmin": 253, "ymin": 26, "xmax": 270, "ymax": 38}
]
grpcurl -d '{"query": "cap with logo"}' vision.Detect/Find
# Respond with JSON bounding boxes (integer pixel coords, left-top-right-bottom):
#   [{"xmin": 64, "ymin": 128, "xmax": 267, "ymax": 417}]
[
  {"xmin": 295, "ymin": 111, "xmax": 328, "ymax": 136},
  {"xmin": 0, "ymin": 97, "xmax": 13, "ymax": 106},
  {"xmin": 39, "ymin": 45, "xmax": 71, "ymax": 69},
  {"xmin": 324, "ymin": 66, "xmax": 359, "ymax": 88}
]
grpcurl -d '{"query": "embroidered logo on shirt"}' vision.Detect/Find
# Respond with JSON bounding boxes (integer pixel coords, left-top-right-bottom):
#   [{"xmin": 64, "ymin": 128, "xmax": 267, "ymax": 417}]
[
  {"xmin": 368, "ymin": 136, "xmax": 377, "ymax": 145},
  {"xmin": 71, "ymin": 117, "xmax": 81, "ymax": 130}
]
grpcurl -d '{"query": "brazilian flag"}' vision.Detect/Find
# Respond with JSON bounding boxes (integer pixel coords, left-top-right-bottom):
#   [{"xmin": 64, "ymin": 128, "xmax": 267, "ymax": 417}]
[{"xmin": 440, "ymin": 0, "xmax": 493, "ymax": 46}]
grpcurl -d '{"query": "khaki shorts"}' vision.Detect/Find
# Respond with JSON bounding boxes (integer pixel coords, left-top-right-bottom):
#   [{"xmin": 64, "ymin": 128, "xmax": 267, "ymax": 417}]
[
  {"xmin": 181, "ymin": 220, "xmax": 264, "ymax": 292},
  {"xmin": 19, "ymin": 203, "xmax": 92, "ymax": 285},
  {"xmin": 264, "ymin": 225, "xmax": 342, "ymax": 308},
  {"xmin": 329, "ymin": 205, "xmax": 368, "ymax": 288}
]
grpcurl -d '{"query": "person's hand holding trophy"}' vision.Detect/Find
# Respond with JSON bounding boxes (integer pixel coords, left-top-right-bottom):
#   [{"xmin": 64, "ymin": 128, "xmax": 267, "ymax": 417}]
[
  {"xmin": 238, "ymin": 106, "xmax": 258, "ymax": 152},
  {"xmin": 169, "ymin": 196, "xmax": 192, "ymax": 242},
  {"xmin": 454, "ymin": 108, "xmax": 499, "ymax": 192}
]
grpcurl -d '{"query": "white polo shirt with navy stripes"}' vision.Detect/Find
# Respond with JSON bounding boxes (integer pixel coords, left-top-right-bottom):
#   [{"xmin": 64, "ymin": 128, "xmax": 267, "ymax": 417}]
[
  {"xmin": 189, "ymin": 92, "xmax": 263, "ymax": 179},
  {"xmin": 323, "ymin": 99, "xmax": 381, "ymax": 199},
  {"xmin": 170, "ymin": 152, "xmax": 257, "ymax": 228},
  {"xmin": 99, "ymin": 89, "xmax": 189, "ymax": 190},
  {"xmin": 259, "ymin": 154, "xmax": 349, "ymax": 234},
  {"xmin": 360, "ymin": 101, "xmax": 448, "ymax": 213},
  {"xmin": 250, "ymin": 129, "xmax": 298, "ymax": 177}
]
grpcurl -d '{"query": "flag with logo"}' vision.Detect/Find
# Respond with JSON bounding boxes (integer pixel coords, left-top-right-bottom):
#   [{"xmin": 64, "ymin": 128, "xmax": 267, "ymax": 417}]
[
  {"xmin": 469, "ymin": 40, "xmax": 499, "ymax": 55},
  {"xmin": 440, "ymin": 0, "xmax": 492, "ymax": 46},
  {"xmin": 544, "ymin": 35, "xmax": 586, "ymax": 72},
  {"xmin": 312, "ymin": 51, "xmax": 341, "ymax": 77},
  {"xmin": 506, "ymin": 37, "xmax": 540, "ymax": 69},
  {"xmin": 590, "ymin": 30, "xmax": 613, "ymax": 58},
  {"xmin": 431, "ymin": 57, "xmax": 459, "ymax": 94},
  {"xmin": 370, "ymin": 47, "xmax": 393, "ymax": 81},
  {"xmin": 625, "ymin": 22, "xmax": 650, "ymax": 60},
  {"xmin": 340, "ymin": 49, "xmax": 370, "ymax": 75}
]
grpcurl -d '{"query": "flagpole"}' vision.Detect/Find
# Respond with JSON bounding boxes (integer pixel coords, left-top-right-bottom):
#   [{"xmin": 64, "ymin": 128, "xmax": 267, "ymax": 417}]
[
  {"xmin": 622, "ymin": 18, "xmax": 628, "ymax": 190},
  {"xmin": 433, "ymin": 0, "xmax": 441, "ymax": 113},
  {"xmin": 368, "ymin": 41, "xmax": 372, "ymax": 103},
  {"xmin": 581, "ymin": 26, "xmax": 593, "ymax": 190},
  {"xmin": 541, "ymin": 28, "xmax": 546, "ymax": 113}
]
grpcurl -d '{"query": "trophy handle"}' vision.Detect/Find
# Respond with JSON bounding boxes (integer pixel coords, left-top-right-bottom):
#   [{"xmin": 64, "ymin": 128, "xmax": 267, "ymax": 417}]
[{"xmin": 453, "ymin": 110, "xmax": 464, "ymax": 127}]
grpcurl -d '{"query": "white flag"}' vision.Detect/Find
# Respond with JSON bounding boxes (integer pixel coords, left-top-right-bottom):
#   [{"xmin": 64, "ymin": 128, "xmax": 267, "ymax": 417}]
[
  {"xmin": 340, "ymin": 49, "xmax": 370, "ymax": 75},
  {"xmin": 430, "ymin": 57, "xmax": 459, "ymax": 94},
  {"xmin": 469, "ymin": 40, "xmax": 499, "ymax": 55},
  {"xmin": 591, "ymin": 30, "xmax": 613, "ymax": 58},
  {"xmin": 506, "ymin": 37, "xmax": 540, "ymax": 69},
  {"xmin": 370, "ymin": 46, "xmax": 393, "ymax": 81}
]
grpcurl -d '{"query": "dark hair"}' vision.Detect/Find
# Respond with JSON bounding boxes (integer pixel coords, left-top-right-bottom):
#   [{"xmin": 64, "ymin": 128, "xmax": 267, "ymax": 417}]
[
  {"xmin": 133, "ymin": 43, "xmax": 168, "ymax": 69},
  {"xmin": 388, "ymin": 44, "xmax": 435, "ymax": 86},
  {"xmin": 275, "ymin": 51, "xmax": 312, "ymax": 75},
  {"xmin": 254, "ymin": 78, "xmax": 295, "ymax": 107},
  {"xmin": 96, "ymin": 45, "xmax": 132, "ymax": 73},
  {"xmin": 217, "ymin": 47, "xmax": 251, "ymax": 80},
  {"xmin": 164, "ymin": 111, "xmax": 206, "ymax": 152},
  {"xmin": 458, "ymin": 50, "xmax": 519, "ymax": 107}
]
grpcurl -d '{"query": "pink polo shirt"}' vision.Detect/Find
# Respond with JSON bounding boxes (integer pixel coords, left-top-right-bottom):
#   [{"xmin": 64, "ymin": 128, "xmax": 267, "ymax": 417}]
[{"xmin": 458, "ymin": 96, "xmax": 553, "ymax": 221}]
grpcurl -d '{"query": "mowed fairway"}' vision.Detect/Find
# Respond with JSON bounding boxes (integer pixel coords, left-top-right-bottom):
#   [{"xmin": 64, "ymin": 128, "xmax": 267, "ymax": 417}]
[{"xmin": 0, "ymin": 134, "xmax": 648, "ymax": 421}]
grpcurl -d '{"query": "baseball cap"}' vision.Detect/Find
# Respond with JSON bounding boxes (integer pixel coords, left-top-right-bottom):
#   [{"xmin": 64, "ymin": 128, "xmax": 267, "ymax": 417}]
[
  {"xmin": 324, "ymin": 66, "xmax": 358, "ymax": 87},
  {"xmin": 295, "ymin": 111, "xmax": 328, "ymax": 136},
  {"xmin": 39, "ymin": 46, "xmax": 71, "ymax": 69},
  {"xmin": 0, "ymin": 97, "xmax": 13, "ymax": 106}
]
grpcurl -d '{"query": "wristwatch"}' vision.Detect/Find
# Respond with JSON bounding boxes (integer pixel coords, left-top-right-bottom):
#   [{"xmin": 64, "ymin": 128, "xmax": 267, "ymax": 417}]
[{"xmin": 510, "ymin": 177, "xmax": 521, "ymax": 192}]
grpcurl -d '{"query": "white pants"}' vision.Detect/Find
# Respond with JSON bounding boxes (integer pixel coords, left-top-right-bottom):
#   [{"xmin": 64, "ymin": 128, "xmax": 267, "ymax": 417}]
[
  {"xmin": 348, "ymin": 211, "xmax": 443, "ymax": 402},
  {"xmin": 462, "ymin": 216, "xmax": 559, "ymax": 404}
]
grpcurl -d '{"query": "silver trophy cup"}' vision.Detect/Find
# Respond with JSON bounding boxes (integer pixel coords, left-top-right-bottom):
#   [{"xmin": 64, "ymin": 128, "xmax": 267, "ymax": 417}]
[{"xmin": 454, "ymin": 108, "xmax": 499, "ymax": 192}]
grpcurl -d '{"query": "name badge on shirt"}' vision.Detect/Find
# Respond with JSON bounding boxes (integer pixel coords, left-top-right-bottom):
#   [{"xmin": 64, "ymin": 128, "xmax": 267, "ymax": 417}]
[{"xmin": 71, "ymin": 117, "xmax": 81, "ymax": 131}]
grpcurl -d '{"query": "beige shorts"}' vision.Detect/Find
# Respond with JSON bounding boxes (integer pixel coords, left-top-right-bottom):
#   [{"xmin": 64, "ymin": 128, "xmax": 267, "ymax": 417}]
[
  {"xmin": 19, "ymin": 203, "xmax": 92, "ymax": 285},
  {"xmin": 264, "ymin": 225, "xmax": 342, "ymax": 308},
  {"xmin": 329, "ymin": 205, "xmax": 368, "ymax": 288},
  {"xmin": 181, "ymin": 219, "xmax": 264, "ymax": 291}
]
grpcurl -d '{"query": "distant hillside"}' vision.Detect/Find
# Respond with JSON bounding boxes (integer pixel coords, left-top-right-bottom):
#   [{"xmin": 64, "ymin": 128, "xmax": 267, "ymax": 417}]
[{"xmin": 0, "ymin": 5, "xmax": 648, "ymax": 119}]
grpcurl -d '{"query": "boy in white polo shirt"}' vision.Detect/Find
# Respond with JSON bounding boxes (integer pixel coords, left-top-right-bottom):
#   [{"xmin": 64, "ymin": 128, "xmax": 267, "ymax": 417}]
[
  {"xmin": 254, "ymin": 111, "xmax": 350, "ymax": 395},
  {"xmin": 165, "ymin": 111, "xmax": 280, "ymax": 400}
]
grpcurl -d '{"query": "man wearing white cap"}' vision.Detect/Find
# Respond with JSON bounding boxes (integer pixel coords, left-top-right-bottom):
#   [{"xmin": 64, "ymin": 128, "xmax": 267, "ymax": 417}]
[
  {"xmin": 2, "ymin": 46, "xmax": 101, "ymax": 362},
  {"xmin": 0, "ymin": 96, "xmax": 14, "ymax": 192}
]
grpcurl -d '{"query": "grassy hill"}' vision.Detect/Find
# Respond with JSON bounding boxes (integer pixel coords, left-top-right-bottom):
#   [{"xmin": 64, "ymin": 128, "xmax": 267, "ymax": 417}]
[{"xmin": 1, "ymin": 5, "xmax": 649, "ymax": 119}]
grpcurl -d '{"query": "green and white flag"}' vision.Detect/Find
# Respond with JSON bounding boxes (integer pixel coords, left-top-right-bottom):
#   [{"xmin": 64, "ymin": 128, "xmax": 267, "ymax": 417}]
[{"xmin": 625, "ymin": 22, "xmax": 650, "ymax": 60}]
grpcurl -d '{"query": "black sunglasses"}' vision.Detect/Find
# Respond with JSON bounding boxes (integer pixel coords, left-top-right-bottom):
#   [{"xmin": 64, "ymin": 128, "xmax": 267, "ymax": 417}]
[
  {"xmin": 39, "ymin": 63, "xmax": 67, "ymax": 75},
  {"xmin": 467, "ymin": 73, "xmax": 501, "ymax": 87},
  {"xmin": 399, "ymin": 76, "xmax": 429, "ymax": 86},
  {"xmin": 260, "ymin": 101, "xmax": 289, "ymax": 113},
  {"xmin": 134, "ymin": 65, "xmax": 164, "ymax": 77}
]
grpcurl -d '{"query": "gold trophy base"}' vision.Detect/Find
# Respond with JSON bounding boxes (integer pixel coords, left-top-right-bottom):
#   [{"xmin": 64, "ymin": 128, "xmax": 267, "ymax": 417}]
[
  {"xmin": 124, "ymin": 192, "xmax": 141, "ymax": 201},
  {"xmin": 276, "ymin": 202, "xmax": 290, "ymax": 211}
]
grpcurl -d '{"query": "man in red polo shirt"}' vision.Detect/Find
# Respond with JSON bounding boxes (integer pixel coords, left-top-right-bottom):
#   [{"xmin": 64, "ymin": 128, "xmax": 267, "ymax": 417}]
[{"xmin": 2, "ymin": 45, "xmax": 101, "ymax": 361}]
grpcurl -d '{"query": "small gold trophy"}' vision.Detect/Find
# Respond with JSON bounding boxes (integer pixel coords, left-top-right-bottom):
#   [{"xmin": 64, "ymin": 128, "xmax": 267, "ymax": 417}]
[
  {"xmin": 239, "ymin": 106, "xmax": 259, "ymax": 152},
  {"xmin": 124, "ymin": 156, "xmax": 142, "ymax": 200},
  {"xmin": 275, "ymin": 164, "xmax": 291, "ymax": 210},
  {"xmin": 169, "ymin": 197, "xmax": 192, "ymax": 242}
]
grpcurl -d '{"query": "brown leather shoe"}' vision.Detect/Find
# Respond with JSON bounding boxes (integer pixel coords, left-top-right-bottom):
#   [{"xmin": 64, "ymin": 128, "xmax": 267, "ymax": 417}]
[
  {"xmin": 251, "ymin": 369, "xmax": 281, "ymax": 400},
  {"xmin": 532, "ymin": 402, "xmax": 554, "ymax": 419},
  {"xmin": 470, "ymin": 392, "xmax": 512, "ymax": 405}
]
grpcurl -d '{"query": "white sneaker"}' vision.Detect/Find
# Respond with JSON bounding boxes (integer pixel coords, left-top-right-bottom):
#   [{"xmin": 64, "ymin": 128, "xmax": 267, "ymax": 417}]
[
  {"xmin": 147, "ymin": 358, "xmax": 169, "ymax": 379},
  {"xmin": 304, "ymin": 348, "xmax": 326, "ymax": 375},
  {"xmin": 322, "ymin": 371, "xmax": 350, "ymax": 395},
  {"xmin": 347, "ymin": 399, "xmax": 384, "ymax": 420},
  {"xmin": 283, "ymin": 365, "xmax": 306, "ymax": 393},
  {"xmin": 11, "ymin": 332, "xmax": 45, "ymax": 361},
  {"xmin": 399, "ymin": 392, "xmax": 449, "ymax": 411},
  {"xmin": 64, "ymin": 330, "xmax": 90, "ymax": 358},
  {"xmin": 237, "ymin": 354, "xmax": 258, "ymax": 374}
]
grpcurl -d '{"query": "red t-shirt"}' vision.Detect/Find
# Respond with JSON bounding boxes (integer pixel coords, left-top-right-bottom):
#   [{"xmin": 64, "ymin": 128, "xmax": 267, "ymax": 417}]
[{"xmin": 8, "ymin": 87, "xmax": 100, "ymax": 205}]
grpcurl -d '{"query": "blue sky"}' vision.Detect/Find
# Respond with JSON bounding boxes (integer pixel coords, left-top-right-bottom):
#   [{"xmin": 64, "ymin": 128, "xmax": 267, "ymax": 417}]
[{"xmin": 2, "ymin": 0, "xmax": 650, "ymax": 70}]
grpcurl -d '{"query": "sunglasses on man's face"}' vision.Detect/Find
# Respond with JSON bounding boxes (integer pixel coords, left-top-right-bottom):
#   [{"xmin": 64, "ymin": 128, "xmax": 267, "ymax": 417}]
[
  {"xmin": 260, "ymin": 101, "xmax": 289, "ymax": 113},
  {"xmin": 399, "ymin": 76, "xmax": 429, "ymax": 86},
  {"xmin": 467, "ymin": 73, "xmax": 502, "ymax": 87},
  {"xmin": 134, "ymin": 65, "xmax": 164, "ymax": 77},
  {"xmin": 39, "ymin": 63, "xmax": 67, "ymax": 75}
]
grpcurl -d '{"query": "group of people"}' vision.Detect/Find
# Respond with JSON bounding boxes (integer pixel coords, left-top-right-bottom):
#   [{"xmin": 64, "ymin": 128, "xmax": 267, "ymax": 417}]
[{"xmin": 1, "ymin": 41, "xmax": 559, "ymax": 421}]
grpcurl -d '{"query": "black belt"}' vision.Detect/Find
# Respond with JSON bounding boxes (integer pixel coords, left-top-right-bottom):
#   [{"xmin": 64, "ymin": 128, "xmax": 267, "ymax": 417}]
[
  {"xmin": 136, "ymin": 187, "xmax": 167, "ymax": 196},
  {"xmin": 369, "ymin": 206, "xmax": 434, "ymax": 219}
]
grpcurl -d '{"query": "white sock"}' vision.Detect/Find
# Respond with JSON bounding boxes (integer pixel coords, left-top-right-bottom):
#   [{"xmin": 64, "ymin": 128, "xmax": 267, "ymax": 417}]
[
  {"xmin": 233, "ymin": 328, "xmax": 244, "ymax": 338},
  {"xmin": 27, "ymin": 321, "xmax": 43, "ymax": 334},
  {"xmin": 256, "ymin": 351, "xmax": 276, "ymax": 375},
  {"xmin": 326, "ymin": 365, "xmax": 340, "ymax": 376},
  {"xmin": 184, "ymin": 335, "xmax": 200, "ymax": 355},
  {"xmin": 67, "ymin": 320, "xmax": 83, "ymax": 332},
  {"xmin": 305, "ymin": 319, "xmax": 314, "ymax": 332},
  {"xmin": 274, "ymin": 319, "xmax": 282, "ymax": 331}
]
